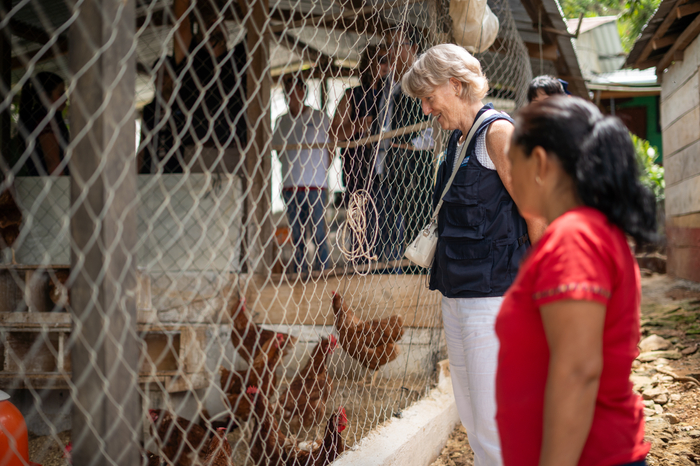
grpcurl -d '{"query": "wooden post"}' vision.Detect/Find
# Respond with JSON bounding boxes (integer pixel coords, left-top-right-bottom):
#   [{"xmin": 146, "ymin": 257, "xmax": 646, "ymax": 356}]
[
  {"xmin": 0, "ymin": 0, "xmax": 11, "ymax": 169},
  {"xmin": 68, "ymin": 0, "xmax": 140, "ymax": 464},
  {"xmin": 245, "ymin": 0, "xmax": 272, "ymax": 274}
]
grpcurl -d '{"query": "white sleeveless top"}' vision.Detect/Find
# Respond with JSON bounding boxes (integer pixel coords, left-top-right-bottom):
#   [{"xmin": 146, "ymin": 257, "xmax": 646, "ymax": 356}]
[{"xmin": 453, "ymin": 131, "xmax": 497, "ymax": 171}]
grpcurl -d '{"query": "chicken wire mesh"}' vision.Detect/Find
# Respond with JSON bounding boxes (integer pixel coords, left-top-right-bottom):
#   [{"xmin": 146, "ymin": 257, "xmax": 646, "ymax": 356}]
[{"xmin": 0, "ymin": 0, "xmax": 532, "ymax": 464}]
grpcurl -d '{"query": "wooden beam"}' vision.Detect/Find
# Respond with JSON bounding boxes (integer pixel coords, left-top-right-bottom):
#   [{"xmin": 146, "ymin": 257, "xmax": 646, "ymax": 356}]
[
  {"xmin": 245, "ymin": 0, "xmax": 273, "ymax": 274},
  {"xmin": 635, "ymin": 0, "xmax": 690, "ymax": 66},
  {"xmin": 657, "ymin": 11, "xmax": 700, "ymax": 73},
  {"xmin": 68, "ymin": 0, "xmax": 140, "ymax": 463},
  {"xmin": 269, "ymin": 0, "xmax": 423, "ymax": 33},
  {"xmin": 677, "ymin": 1, "xmax": 700, "ymax": 18},
  {"xmin": 652, "ymin": 33, "xmax": 680, "ymax": 49}
]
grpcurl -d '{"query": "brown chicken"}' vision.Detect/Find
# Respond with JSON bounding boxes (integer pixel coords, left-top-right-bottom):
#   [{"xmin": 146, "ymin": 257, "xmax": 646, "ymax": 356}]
[
  {"xmin": 0, "ymin": 187, "xmax": 22, "ymax": 264},
  {"xmin": 331, "ymin": 291, "xmax": 404, "ymax": 380},
  {"xmin": 241, "ymin": 386, "xmax": 348, "ymax": 466},
  {"xmin": 282, "ymin": 407, "xmax": 348, "ymax": 466},
  {"xmin": 229, "ymin": 297, "xmax": 297, "ymax": 364},
  {"xmin": 279, "ymin": 336, "xmax": 337, "ymax": 428},
  {"xmin": 221, "ymin": 333, "xmax": 290, "ymax": 417},
  {"xmin": 149, "ymin": 409, "xmax": 220, "ymax": 466},
  {"xmin": 202, "ymin": 427, "xmax": 234, "ymax": 466}
]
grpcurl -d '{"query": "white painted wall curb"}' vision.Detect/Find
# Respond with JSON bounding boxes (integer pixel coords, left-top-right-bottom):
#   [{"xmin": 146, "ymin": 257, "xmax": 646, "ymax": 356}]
[{"xmin": 334, "ymin": 360, "xmax": 460, "ymax": 466}]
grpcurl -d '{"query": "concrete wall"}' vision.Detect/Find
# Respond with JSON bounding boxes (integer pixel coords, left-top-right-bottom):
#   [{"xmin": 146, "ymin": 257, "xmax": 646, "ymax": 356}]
[
  {"xmin": 660, "ymin": 35, "xmax": 700, "ymax": 282},
  {"xmin": 11, "ymin": 174, "xmax": 243, "ymax": 272}
]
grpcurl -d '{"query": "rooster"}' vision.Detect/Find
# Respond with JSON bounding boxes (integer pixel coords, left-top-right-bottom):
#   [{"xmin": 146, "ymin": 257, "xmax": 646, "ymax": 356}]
[
  {"xmin": 148, "ymin": 409, "xmax": 222, "ymax": 466},
  {"xmin": 279, "ymin": 336, "xmax": 337, "ymax": 428},
  {"xmin": 331, "ymin": 291, "xmax": 404, "ymax": 384},
  {"xmin": 0, "ymin": 187, "xmax": 22, "ymax": 264},
  {"xmin": 221, "ymin": 333, "xmax": 289, "ymax": 418},
  {"xmin": 242, "ymin": 386, "xmax": 348, "ymax": 466},
  {"xmin": 229, "ymin": 297, "xmax": 297, "ymax": 364}
]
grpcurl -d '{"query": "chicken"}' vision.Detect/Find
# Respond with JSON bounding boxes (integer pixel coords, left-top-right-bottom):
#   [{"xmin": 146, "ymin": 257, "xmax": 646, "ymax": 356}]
[
  {"xmin": 240, "ymin": 386, "xmax": 286, "ymax": 466},
  {"xmin": 331, "ymin": 291, "xmax": 404, "ymax": 382},
  {"xmin": 148, "ymin": 409, "xmax": 210, "ymax": 466},
  {"xmin": 229, "ymin": 297, "xmax": 297, "ymax": 364},
  {"xmin": 0, "ymin": 187, "xmax": 22, "ymax": 264},
  {"xmin": 221, "ymin": 333, "xmax": 290, "ymax": 418},
  {"xmin": 241, "ymin": 386, "xmax": 348, "ymax": 466},
  {"xmin": 282, "ymin": 407, "xmax": 348, "ymax": 466},
  {"xmin": 279, "ymin": 336, "xmax": 337, "ymax": 428},
  {"xmin": 201, "ymin": 428, "xmax": 234, "ymax": 466}
]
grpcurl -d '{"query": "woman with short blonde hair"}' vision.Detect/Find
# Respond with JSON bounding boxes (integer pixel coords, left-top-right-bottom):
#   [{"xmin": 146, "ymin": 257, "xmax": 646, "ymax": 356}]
[{"xmin": 401, "ymin": 43, "xmax": 544, "ymax": 466}]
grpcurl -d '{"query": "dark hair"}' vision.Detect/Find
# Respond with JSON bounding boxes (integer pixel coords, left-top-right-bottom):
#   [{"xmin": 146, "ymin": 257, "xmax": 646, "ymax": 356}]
[
  {"xmin": 359, "ymin": 45, "xmax": 386, "ymax": 88},
  {"xmin": 513, "ymin": 97, "xmax": 657, "ymax": 246},
  {"xmin": 395, "ymin": 22, "xmax": 424, "ymax": 53},
  {"xmin": 526, "ymin": 75, "xmax": 565, "ymax": 103}
]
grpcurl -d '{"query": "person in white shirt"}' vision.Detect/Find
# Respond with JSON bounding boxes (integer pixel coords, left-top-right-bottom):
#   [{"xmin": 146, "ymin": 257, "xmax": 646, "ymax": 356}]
[{"xmin": 273, "ymin": 75, "xmax": 332, "ymax": 274}]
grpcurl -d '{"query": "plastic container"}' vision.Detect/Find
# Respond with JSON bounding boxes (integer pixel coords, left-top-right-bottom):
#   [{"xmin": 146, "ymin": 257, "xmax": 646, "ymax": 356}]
[{"xmin": 0, "ymin": 390, "xmax": 29, "ymax": 466}]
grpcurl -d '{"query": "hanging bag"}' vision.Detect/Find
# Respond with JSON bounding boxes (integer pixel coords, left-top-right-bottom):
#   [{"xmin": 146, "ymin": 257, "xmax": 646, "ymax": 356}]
[{"xmin": 404, "ymin": 110, "xmax": 497, "ymax": 268}]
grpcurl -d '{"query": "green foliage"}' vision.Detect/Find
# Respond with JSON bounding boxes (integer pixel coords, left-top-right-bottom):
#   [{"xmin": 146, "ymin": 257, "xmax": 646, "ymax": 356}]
[
  {"xmin": 560, "ymin": 0, "xmax": 662, "ymax": 52},
  {"xmin": 631, "ymin": 134, "xmax": 664, "ymax": 201}
]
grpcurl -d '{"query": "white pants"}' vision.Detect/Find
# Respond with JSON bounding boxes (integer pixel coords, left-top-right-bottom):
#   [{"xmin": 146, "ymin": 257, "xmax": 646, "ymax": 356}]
[{"xmin": 442, "ymin": 296, "xmax": 503, "ymax": 466}]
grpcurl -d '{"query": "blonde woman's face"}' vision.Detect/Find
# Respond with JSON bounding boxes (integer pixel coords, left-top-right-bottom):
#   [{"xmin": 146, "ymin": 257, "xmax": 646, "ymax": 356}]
[{"xmin": 419, "ymin": 81, "xmax": 462, "ymax": 131}]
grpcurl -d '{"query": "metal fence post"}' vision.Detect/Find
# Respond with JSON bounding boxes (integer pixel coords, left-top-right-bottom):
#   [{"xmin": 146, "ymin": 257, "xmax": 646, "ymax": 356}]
[{"xmin": 68, "ymin": 0, "xmax": 140, "ymax": 464}]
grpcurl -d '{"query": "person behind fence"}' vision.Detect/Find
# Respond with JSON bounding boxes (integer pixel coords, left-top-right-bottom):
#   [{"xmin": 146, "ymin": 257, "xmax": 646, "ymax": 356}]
[
  {"xmin": 173, "ymin": 0, "xmax": 247, "ymax": 173},
  {"xmin": 401, "ymin": 43, "xmax": 546, "ymax": 466},
  {"xmin": 372, "ymin": 23, "xmax": 434, "ymax": 264},
  {"xmin": 15, "ymin": 72, "xmax": 70, "ymax": 176},
  {"xmin": 331, "ymin": 46, "xmax": 393, "ymax": 263},
  {"xmin": 332, "ymin": 45, "xmax": 389, "ymax": 197},
  {"xmin": 138, "ymin": 56, "xmax": 185, "ymax": 174},
  {"xmin": 273, "ymin": 75, "xmax": 331, "ymax": 274},
  {"xmin": 527, "ymin": 75, "xmax": 566, "ymax": 103},
  {"xmin": 495, "ymin": 97, "xmax": 655, "ymax": 466}
]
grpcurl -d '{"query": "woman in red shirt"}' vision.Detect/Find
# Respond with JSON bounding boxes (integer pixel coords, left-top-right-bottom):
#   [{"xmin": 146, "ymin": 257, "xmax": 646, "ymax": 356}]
[{"xmin": 496, "ymin": 97, "xmax": 656, "ymax": 466}]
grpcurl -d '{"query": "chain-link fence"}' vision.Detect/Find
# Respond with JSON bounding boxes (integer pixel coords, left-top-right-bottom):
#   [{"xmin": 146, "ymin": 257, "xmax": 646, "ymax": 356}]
[{"xmin": 0, "ymin": 0, "xmax": 532, "ymax": 464}]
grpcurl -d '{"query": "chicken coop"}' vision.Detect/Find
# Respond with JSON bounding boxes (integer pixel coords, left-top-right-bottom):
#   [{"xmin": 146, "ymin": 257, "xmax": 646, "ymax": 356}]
[{"xmin": 0, "ymin": 0, "xmax": 576, "ymax": 463}]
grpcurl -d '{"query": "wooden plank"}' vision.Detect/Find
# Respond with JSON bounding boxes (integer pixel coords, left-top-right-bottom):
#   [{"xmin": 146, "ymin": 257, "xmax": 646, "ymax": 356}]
[
  {"xmin": 666, "ymin": 173, "xmax": 700, "ymax": 216},
  {"xmin": 653, "ymin": 33, "xmax": 681, "ymax": 49},
  {"xmin": 660, "ymin": 71, "xmax": 698, "ymax": 129},
  {"xmin": 668, "ymin": 211, "xmax": 700, "ymax": 227},
  {"xmin": 657, "ymin": 12, "xmax": 700, "ymax": 74},
  {"xmin": 244, "ymin": 0, "xmax": 273, "ymax": 274},
  {"xmin": 665, "ymin": 140, "xmax": 700, "ymax": 186},
  {"xmin": 635, "ymin": 0, "xmax": 688, "ymax": 67},
  {"xmin": 667, "ymin": 242, "xmax": 700, "ymax": 282},
  {"xmin": 244, "ymin": 274, "xmax": 443, "ymax": 328},
  {"xmin": 677, "ymin": 2, "xmax": 700, "ymax": 18},
  {"xmin": 662, "ymin": 105, "xmax": 700, "ymax": 156},
  {"xmin": 68, "ymin": 0, "xmax": 140, "ymax": 461}
]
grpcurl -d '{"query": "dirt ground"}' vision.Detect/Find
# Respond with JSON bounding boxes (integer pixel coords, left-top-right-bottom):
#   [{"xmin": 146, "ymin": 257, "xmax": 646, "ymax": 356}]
[{"xmin": 430, "ymin": 273, "xmax": 700, "ymax": 466}]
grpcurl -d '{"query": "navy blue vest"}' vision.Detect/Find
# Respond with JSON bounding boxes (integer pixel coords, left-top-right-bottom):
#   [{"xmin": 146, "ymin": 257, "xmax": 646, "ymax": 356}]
[{"xmin": 429, "ymin": 105, "xmax": 530, "ymax": 298}]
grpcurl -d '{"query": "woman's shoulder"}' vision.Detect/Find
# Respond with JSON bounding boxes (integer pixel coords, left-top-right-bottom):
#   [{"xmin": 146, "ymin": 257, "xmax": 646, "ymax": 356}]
[{"xmin": 540, "ymin": 207, "xmax": 625, "ymax": 257}]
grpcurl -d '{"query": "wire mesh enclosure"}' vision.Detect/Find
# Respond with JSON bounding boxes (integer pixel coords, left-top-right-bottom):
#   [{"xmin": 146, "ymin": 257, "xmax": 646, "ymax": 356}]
[{"xmin": 0, "ymin": 0, "xmax": 532, "ymax": 464}]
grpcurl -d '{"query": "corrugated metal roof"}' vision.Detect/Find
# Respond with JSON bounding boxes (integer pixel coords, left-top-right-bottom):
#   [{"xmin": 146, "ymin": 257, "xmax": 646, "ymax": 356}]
[{"xmin": 566, "ymin": 15, "xmax": 618, "ymax": 35}]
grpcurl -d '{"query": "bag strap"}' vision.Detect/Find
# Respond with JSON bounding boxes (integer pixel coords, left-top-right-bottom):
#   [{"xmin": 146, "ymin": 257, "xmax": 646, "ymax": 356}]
[{"xmin": 429, "ymin": 109, "xmax": 499, "ymax": 223}]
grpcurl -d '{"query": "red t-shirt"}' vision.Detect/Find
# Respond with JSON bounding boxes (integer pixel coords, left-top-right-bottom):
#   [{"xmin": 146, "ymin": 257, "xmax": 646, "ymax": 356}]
[{"xmin": 495, "ymin": 207, "xmax": 649, "ymax": 466}]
